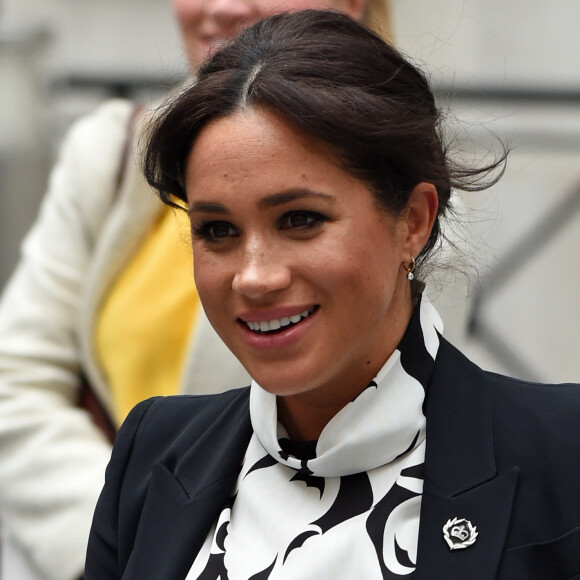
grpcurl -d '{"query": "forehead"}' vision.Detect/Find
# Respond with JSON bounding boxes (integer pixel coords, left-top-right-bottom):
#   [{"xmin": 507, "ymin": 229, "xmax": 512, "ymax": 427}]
[
  {"xmin": 190, "ymin": 108, "xmax": 322, "ymax": 159},
  {"xmin": 185, "ymin": 108, "xmax": 350, "ymax": 196}
]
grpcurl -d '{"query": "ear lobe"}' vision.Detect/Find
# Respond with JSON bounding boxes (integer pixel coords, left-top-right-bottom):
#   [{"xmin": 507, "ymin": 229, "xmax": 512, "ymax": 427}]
[{"xmin": 403, "ymin": 182, "xmax": 439, "ymax": 257}]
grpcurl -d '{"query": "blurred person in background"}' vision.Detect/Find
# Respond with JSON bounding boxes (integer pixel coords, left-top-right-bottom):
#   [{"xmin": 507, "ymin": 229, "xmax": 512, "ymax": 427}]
[{"xmin": 0, "ymin": 1, "xmax": 390, "ymax": 579}]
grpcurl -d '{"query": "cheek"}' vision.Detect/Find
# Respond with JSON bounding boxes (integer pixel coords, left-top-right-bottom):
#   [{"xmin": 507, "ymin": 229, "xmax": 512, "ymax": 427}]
[
  {"xmin": 172, "ymin": 0, "xmax": 203, "ymax": 35},
  {"xmin": 193, "ymin": 252, "xmax": 231, "ymax": 313},
  {"xmin": 300, "ymin": 240, "xmax": 372, "ymax": 307},
  {"xmin": 334, "ymin": 235, "xmax": 401, "ymax": 300}
]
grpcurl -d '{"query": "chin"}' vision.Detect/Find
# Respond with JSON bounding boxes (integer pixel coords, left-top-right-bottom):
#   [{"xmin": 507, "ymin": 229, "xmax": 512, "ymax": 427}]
[{"xmin": 248, "ymin": 368, "xmax": 312, "ymax": 397}]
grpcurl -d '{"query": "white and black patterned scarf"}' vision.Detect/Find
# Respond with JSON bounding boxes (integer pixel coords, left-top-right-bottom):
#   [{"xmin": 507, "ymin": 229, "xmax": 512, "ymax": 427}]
[{"xmin": 187, "ymin": 295, "xmax": 442, "ymax": 579}]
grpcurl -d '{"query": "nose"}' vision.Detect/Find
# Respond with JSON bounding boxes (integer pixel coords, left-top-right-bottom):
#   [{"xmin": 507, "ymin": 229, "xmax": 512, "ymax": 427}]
[
  {"xmin": 232, "ymin": 241, "xmax": 291, "ymax": 300},
  {"xmin": 205, "ymin": 0, "xmax": 255, "ymax": 31}
]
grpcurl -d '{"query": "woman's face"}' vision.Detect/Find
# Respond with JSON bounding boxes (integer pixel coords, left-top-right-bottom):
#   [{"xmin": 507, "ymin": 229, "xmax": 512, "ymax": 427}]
[
  {"xmin": 172, "ymin": 0, "xmax": 366, "ymax": 67},
  {"xmin": 186, "ymin": 108, "xmax": 423, "ymax": 425}
]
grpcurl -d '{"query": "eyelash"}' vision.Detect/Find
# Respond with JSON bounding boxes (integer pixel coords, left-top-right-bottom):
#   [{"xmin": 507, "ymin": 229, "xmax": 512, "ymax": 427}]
[
  {"xmin": 278, "ymin": 210, "xmax": 327, "ymax": 230},
  {"xmin": 192, "ymin": 210, "xmax": 328, "ymax": 244},
  {"xmin": 192, "ymin": 221, "xmax": 239, "ymax": 243}
]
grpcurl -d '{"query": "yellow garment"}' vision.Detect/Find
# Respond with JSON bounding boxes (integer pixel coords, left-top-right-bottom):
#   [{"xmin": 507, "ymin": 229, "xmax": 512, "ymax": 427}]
[{"xmin": 96, "ymin": 206, "xmax": 199, "ymax": 425}]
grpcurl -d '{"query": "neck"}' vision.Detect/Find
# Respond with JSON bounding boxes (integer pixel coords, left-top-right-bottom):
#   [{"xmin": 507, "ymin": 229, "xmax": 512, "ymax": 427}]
[
  {"xmin": 277, "ymin": 287, "xmax": 414, "ymax": 441},
  {"xmin": 277, "ymin": 396, "xmax": 344, "ymax": 441}
]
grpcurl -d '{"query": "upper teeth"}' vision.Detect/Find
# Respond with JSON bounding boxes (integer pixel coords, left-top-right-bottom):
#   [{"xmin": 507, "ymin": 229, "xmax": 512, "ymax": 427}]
[{"xmin": 246, "ymin": 309, "xmax": 313, "ymax": 332}]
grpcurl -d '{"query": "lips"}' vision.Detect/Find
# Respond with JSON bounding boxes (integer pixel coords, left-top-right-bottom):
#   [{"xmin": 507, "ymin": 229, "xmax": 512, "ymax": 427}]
[{"xmin": 242, "ymin": 307, "xmax": 317, "ymax": 334}]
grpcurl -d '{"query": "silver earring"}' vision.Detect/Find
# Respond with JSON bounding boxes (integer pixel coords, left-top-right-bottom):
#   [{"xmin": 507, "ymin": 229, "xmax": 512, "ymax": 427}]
[{"xmin": 404, "ymin": 257, "xmax": 416, "ymax": 281}]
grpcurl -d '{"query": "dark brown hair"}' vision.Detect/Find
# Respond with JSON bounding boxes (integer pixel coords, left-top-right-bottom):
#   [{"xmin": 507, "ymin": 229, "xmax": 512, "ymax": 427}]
[{"xmin": 143, "ymin": 9, "xmax": 506, "ymax": 267}]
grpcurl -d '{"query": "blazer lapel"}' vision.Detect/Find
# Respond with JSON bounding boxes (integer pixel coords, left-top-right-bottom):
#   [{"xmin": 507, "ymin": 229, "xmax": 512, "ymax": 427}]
[
  {"xmin": 122, "ymin": 461, "xmax": 238, "ymax": 579},
  {"xmin": 123, "ymin": 390, "xmax": 253, "ymax": 580},
  {"xmin": 416, "ymin": 468, "xmax": 519, "ymax": 580},
  {"xmin": 415, "ymin": 339, "xmax": 519, "ymax": 579}
]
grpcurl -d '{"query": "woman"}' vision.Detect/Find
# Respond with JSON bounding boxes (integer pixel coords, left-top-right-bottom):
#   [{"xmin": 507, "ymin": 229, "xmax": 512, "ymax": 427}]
[
  {"xmin": 86, "ymin": 10, "xmax": 580, "ymax": 579},
  {"xmin": 0, "ymin": 2, "xmax": 388, "ymax": 579}
]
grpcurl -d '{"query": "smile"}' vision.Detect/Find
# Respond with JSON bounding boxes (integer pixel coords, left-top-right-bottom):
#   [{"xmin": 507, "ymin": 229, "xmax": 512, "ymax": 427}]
[{"xmin": 244, "ymin": 307, "xmax": 317, "ymax": 334}]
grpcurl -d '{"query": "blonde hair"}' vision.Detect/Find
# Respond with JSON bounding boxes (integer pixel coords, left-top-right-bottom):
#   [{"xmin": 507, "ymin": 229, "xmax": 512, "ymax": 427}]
[{"xmin": 362, "ymin": 0, "xmax": 392, "ymax": 40}]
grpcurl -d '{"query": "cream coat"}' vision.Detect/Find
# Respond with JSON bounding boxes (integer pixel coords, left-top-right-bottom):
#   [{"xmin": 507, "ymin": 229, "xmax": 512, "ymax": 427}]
[{"xmin": 0, "ymin": 99, "xmax": 249, "ymax": 580}]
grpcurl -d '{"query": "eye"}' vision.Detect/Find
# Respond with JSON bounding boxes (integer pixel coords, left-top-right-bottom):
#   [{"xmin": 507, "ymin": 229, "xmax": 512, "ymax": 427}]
[
  {"xmin": 192, "ymin": 221, "xmax": 239, "ymax": 243},
  {"xmin": 278, "ymin": 210, "xmax": 327, "ymax": 231}
]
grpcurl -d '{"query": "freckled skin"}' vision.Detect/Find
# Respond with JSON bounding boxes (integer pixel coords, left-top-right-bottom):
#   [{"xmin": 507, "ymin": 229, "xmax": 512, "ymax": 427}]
[{"xmin": 186, "ymin": 108, "xmax": 436, "ymax": 439}]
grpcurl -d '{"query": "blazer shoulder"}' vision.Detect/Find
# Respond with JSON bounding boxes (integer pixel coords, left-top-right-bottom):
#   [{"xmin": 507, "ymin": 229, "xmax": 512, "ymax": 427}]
[
  {"xmin": 114, "ymin": 387, "xmax": 252, "ymax": 510},
  {"xmin": 127, "ymin": 387, "xmax": 252, "ymax": 445},
  {"xmin": 481, "ymin": 362, "xmax": 580, "ymax": 419},
  {"xmin": 434, "ymin": 336, "xmax": 580, "ymax": 448}
]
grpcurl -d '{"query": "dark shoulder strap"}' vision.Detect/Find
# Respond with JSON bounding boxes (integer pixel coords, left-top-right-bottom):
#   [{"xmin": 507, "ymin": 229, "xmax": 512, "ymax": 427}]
[{"xmin": 113, "ymin": 102, "xmax": 144, "ymax": 199}]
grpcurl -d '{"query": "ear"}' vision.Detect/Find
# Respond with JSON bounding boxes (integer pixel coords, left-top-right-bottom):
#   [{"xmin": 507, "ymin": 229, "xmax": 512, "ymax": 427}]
[
  {"xmin": 337, "ymin": 0, "xmax": 368, "ymax": 20},
  {"xmin": 401, "ymin": 182, "xmax": 439, "ymax": 259}
]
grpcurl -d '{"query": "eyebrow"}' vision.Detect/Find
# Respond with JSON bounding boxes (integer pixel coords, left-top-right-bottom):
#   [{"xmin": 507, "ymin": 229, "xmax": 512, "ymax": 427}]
[
  {"xmin": 258, "ymin": 189, "xmax": 334, "ymax": 209},
  {"xmin": 188, "ymin": 201, "xmax": 229, "ymax": 215},
  {"xmin": 188, "ymin": 189, "xmax": 334, "ymax": 215}
]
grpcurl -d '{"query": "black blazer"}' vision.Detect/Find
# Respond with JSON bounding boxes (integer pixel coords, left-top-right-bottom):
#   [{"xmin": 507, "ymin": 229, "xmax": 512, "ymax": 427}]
[{"xmin": 85, "ymin": 338, "xmax": 580, "ymax": 579}]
